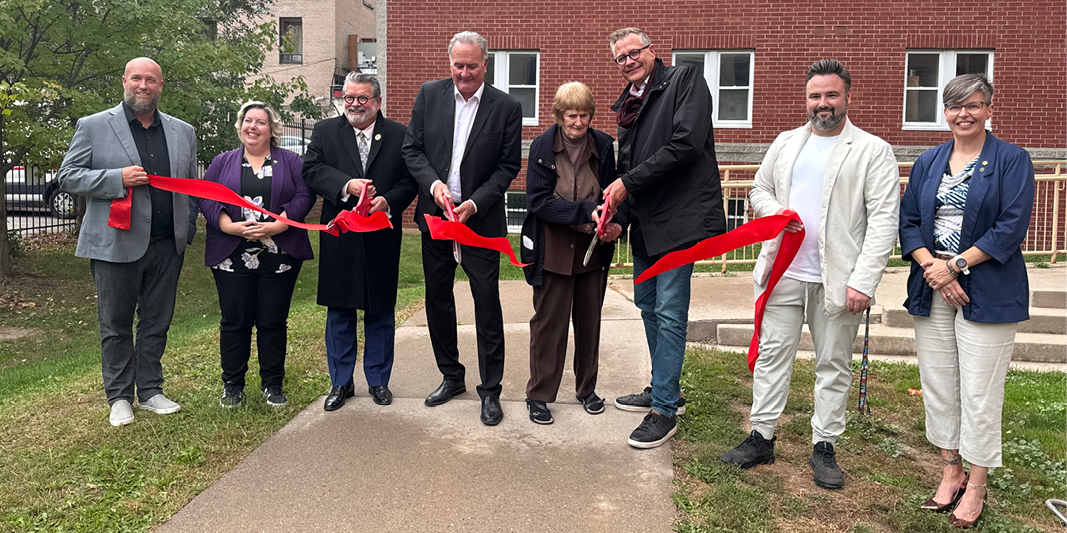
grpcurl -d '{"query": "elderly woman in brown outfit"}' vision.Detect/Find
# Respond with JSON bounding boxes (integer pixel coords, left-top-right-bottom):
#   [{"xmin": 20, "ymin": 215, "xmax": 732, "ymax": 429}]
[{"xmin": 520, "ymin": 82, "xmax": 623, "ymax": 425}]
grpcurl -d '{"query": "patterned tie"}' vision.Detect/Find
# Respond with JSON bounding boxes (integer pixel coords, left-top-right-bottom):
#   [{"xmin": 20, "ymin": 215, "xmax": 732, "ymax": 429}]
[{"xmin": 357, "ymin": 131, "xmax": 370, "ymax": 173}]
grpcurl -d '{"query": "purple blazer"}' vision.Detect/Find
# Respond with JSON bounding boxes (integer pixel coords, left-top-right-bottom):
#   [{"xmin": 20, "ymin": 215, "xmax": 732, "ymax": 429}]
[{"xmin": 199, "ymin": 147, "xmax": 314, "ymax": 266}]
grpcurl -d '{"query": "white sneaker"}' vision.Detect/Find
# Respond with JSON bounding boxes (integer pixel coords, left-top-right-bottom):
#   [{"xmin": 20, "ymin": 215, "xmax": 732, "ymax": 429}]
[
  {"xmin": 109, "ymin": 400, "xmax": 135, "ymax": 426},
  {"xmin": 139, "ymin": 394, "xmax": 182, "ymax": 414}
]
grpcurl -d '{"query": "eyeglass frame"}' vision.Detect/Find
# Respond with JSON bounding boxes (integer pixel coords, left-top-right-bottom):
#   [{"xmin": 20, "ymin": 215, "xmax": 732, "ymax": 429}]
[
  {"xmin": 342, "ymin": 94, "xmax": 374, "ymax": 105},
  {"xmin": 613, "ymin": 44, "xmax": 651, "ymax": 65},
  {"xmin": 944, "ymin": 101, "xmax": 989, "ymax": 114}
]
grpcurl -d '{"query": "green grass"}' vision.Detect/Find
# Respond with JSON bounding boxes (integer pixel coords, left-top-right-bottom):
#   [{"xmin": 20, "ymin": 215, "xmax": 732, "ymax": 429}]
[
  {"xmin": 0, "ymin": 226, "xmax": 428, "ymax": 532},
  {"xmin": 673, "ymin": 347, "xmax": 1067, "ymax": 532}
]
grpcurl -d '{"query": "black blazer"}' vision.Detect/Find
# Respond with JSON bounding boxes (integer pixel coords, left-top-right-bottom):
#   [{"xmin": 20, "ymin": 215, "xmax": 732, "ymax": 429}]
[
  {"xmin": 402, "ymin": 79, "xmax": 523, "ymax": 238},
  {"xmin": 302, "ymin": 112, "xmax": 418, "ymax": 313}
]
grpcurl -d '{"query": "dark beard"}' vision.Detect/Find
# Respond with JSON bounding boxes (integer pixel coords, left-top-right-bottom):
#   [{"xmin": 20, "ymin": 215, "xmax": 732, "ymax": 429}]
[{"xmin": 810, "ymin": 106, "xmax": 846, "ymax": 131}]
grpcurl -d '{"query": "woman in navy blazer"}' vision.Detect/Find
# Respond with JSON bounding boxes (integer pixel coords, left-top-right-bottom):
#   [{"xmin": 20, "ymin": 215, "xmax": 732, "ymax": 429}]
[
  {"xmin": 899, "ymin": 74, "xmax": 1034, "ymax": 528},
  {"xmin": 199, "ymin": 101, "xmax": 314, "ymax": 409}
]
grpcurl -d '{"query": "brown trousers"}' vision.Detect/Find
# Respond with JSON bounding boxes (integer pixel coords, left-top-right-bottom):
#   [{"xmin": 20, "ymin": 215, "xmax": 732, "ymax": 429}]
[{"xmin": 526, "ymin": 268, "xmax": 608, "ymax": 402}]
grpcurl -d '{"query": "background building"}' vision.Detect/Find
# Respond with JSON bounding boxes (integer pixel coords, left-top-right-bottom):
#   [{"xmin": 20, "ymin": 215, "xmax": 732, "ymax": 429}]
[
  {"xmin": 250, "ymin": 0, "xmax": 379, "ymax": 117},
  {"xmin": 381, "ymin": 1, "xmax": 1067, "ymax": 230}
]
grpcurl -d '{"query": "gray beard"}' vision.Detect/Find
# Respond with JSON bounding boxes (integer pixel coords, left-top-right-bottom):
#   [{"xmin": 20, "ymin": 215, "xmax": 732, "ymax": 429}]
[
  {"xmin": 124, "ymin": 92, "xmax": 159, "ymax": 115},
  {"xmin": 810, "ymin": 107, "xmax": 847, "ymax": 131}
]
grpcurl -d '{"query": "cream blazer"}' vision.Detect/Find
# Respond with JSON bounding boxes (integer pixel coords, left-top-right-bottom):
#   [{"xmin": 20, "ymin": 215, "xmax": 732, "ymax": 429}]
[{"xmin": 750, "ymin": 119, "xmax": 900, "ymax": 315}]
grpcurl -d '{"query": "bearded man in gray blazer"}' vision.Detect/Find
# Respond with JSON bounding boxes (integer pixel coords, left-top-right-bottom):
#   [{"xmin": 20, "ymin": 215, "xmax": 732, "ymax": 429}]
[{"xmin": 59, "ymin": 57, "xmax": 199, "ymax": 427}]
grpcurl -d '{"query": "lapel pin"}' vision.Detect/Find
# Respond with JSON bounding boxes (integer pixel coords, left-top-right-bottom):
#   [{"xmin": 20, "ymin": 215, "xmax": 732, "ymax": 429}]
[
  {"xmin": 374, "ymin": 133, "xmax": 381, "ymax": 141},
  {"xmin": 982, "ymin": 161, "xmax": 988, "ymax": 165}
]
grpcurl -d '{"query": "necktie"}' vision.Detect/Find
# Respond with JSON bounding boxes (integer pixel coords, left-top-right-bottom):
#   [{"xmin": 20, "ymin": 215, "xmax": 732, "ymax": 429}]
[{"xmin": 357, "ymin": 132, "xmax": 370, "ymax": 173}]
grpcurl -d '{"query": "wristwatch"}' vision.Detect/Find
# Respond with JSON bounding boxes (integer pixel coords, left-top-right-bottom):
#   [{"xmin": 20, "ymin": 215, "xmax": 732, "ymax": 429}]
[{"xmin": 952, "ymin": 255, "xmax": 970, "ymax": 275}]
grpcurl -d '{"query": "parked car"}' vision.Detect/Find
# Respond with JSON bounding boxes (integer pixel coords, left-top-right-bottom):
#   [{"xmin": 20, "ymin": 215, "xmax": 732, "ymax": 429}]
[
  {"xmin": 4, "ymin": 165, "xmax": 76, "ymax": 219},
  {"xmin": 278, "ymin": 135, "xmax": 310, "ymax": 156}
]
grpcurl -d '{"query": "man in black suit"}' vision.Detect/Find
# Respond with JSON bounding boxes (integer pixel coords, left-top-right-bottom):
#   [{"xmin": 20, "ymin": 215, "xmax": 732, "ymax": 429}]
[
  {"xmin": 304, "ymin": 73, "xmax": 418, "ymax": 411},
  {"xmin": 402, "ymin": 31, "xmax": 522, "ymax": 425}
]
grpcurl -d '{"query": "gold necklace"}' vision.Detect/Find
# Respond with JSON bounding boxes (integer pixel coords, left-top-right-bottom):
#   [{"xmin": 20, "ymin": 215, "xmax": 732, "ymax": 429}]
[{"xmin": 954, "ymin": 147, "xmax": 981, "ymax": 163}]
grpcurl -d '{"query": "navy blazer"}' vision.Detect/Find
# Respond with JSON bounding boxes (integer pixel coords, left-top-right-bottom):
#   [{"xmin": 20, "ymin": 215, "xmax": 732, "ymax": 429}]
[
  {"xmin": 520, "ymin": 125, "xmax": 621, "ymax": 286},
  {"xmin": 200, "ymin": 147, "xmax": 314, "ymax": 266},
  {"xmin": 899, "ymin": 133, "xmax": 1034, "ymax": 323}
]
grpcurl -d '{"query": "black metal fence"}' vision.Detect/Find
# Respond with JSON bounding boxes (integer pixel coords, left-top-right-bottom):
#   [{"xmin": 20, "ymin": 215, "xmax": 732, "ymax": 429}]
[
  {"xmin": 5, "ymin": 165, "xmax": 77, "ymax": 236},
  {"xmin": 7, "ymin": 120, "xmax": 318, "ymax": 236}
]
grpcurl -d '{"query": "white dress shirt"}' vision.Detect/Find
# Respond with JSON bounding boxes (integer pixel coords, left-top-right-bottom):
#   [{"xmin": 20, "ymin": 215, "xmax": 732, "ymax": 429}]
[{"xmin": 431, "ymin": 83, "xmax": 484, "ymax": 213}]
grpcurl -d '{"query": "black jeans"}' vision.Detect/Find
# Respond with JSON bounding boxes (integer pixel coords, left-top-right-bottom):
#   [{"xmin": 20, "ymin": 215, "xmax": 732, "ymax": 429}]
[{"xmin": 211, "ymin": 262, "xmax": 302, "ymax": 389}]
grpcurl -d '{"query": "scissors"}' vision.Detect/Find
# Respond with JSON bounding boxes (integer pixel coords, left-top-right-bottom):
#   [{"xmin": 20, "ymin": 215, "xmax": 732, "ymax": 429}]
[
  {"xmin": 445, "ymin": 199, "xmax": 462, "ymax": 264},
  {"xmin": 582, "ymin": 195, "xmax": 611, "ymax": 267},
  {"xmin": 353, "ymin": 184, "xmax": 374, "ymax": 217}
]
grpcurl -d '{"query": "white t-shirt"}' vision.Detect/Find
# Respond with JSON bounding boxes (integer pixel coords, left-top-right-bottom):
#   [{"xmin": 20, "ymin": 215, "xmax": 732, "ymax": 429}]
[{"xmin": 783, "ymin": 133, "xmax": 839, "ymax": 283}]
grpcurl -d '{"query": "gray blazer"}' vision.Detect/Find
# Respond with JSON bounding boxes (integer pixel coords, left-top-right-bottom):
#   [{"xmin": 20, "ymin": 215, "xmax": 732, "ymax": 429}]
[
  {"xmin": 59, "ymin": 104, "xmax": 199, "ymax": 262},
  {"xmin": 749, "ymin": 118, "xmax": 900, "ymax": 315}
]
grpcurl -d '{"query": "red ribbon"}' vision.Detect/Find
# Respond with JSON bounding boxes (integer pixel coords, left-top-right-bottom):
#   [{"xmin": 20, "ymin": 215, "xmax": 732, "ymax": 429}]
[
  {"xmin": 107, "ymin": 175, "xmax": 392, "ymax": 236},
  {"xmin": 633, "ymin": 211, "xmax": 804, "ymax": 371},
  {"xmin": 424, "ymin": 214, "xmax": 529, "ymax": 267}
]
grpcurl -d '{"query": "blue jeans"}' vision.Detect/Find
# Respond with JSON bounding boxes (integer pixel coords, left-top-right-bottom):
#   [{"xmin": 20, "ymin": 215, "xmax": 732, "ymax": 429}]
[{"xmin": 632, "ymin": 253, "xmax": 693, "ymax": 418}]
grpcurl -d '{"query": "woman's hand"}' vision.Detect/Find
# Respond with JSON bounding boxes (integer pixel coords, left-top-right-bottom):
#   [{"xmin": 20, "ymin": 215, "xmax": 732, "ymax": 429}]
[
  {"xmin": 219, "ymin": 212, "xmax": 256, "ymax": 238},
  {"xmin": 600, "ymin": 222, "xmax": 623, "ymax": 242},
  {"xmin": 921, "ymin": 258, "xmax": 958, "ymax": 291},
  {"xmin": 938, "ymin": 279, "xmax": 970, "ymax": 307}
]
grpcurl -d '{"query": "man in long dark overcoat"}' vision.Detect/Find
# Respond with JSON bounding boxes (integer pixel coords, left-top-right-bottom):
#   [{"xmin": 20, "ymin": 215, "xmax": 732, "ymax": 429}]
[{"xmin": 303, "ymin": 73, "xmax": 418, "ymax": 410}]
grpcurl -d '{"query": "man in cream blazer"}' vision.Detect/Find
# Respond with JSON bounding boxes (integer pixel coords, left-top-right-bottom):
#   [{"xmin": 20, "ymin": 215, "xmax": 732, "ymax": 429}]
[{"xmin": 720, "ymin": 60, "xmax": 899, "ymax": 490}]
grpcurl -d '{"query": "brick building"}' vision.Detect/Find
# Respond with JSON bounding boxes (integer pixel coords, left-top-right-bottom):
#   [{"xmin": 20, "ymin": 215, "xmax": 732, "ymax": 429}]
[
  {"xmin": 249, "ymin": 0, "xmax": 378, "ymax": 117},
  {"xmin": 379, "ymin": 0, "xmax": 1066, "ymax": 230}
]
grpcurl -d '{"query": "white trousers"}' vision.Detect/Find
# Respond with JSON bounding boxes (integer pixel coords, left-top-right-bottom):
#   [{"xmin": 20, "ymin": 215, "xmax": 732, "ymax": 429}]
[
  {"xmin": 913, "ymin": 293, "xmax": 1017, "ymax": 467},
  {"xmin": 750, "ymin": 278, "xmax": 863, "ymax": 444}
]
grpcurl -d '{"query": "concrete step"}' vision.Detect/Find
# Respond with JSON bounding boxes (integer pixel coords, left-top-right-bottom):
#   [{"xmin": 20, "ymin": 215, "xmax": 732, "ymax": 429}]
[
  {"xmin": 717, "ymin": 323, "xmax": 1066, "ymax": 364},
  {"xmin": 884, "ymin": 307, "xmax": 1066, "ymax": 335},
  {"xmin": 1033, "ymin": 290, "xmax": 1066, "ymax": 309}
]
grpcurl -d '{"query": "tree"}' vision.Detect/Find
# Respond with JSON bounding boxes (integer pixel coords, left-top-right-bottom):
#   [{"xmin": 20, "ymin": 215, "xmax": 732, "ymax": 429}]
[{"xmin": 0, "ymin": 0, "xmax": 320, "ymax": 275}]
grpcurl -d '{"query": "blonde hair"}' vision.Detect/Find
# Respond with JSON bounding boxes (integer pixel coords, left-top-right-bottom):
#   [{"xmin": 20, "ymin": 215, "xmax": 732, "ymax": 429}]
[
  {"xmin": 552, "ymin": 82, "xmax": 595, "ymax": 126},
  {"xmin": 235, "ymin": 101, "xmax": 283, "ymax": 148}
]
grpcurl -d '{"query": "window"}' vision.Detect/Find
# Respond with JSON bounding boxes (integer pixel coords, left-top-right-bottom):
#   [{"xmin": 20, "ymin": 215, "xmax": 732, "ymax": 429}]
[
  {"xmin": 505, "ymin": 191, "xmax": 527, "ymax": 233},
  {"xmin": 279, "ymin": 18, "xmax": 303, "ymax": 64},
  {"xmin": 485, "ymin": 51, "xmax": 539, "ymax": 126},
  {"xmin": 672, "ymin": 50, "xmax": 754, "ymax": 128},
  {"xmin": 726, "ymin": 198, "xmax": 749, "ymax": 231},
  {"xmin": 903, "ymin": 50, "xmax": 993, "ymax": 129}
]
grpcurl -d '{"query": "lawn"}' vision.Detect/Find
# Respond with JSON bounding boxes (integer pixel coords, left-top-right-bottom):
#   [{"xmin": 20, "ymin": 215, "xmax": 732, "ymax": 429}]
[
  {"xmin": 673, "ymin": 346, "xmax": 1067, "ymax": 533},
  {"xmin": 0, "ymin": 228, "xmax": 1063, "ymax": 532}
]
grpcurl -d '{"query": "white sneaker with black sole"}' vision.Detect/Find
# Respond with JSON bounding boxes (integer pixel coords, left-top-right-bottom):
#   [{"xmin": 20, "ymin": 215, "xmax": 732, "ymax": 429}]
[
  {"xmin": 614, "ymin": 386, "xmax": 687, "ymax": 415},
  {"xmin": 627, "ymin": 411, "xmax": 678, "ymax": 449}
]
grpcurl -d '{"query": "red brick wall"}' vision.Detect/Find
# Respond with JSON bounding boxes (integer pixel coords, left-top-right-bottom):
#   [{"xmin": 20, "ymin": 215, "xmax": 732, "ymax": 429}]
[{"xmin": 386, "ymin": 0, "xmax": 1067, "ymax": 228}]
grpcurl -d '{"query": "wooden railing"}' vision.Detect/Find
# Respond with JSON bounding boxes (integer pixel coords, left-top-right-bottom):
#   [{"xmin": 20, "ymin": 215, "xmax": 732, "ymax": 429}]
[{"xmin": 613, "ymin": 161, "xmax": 1067, "ymax": 270}]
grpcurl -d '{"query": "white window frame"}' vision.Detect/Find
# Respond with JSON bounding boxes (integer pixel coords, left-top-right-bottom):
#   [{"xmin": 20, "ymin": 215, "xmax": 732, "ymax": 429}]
[
  {"xmin": 504, "ymin": 191, "xmax": 526, "ymax": 233},
  {"xmin": 488, "ymin": 50, "xmax": 540, "ymax": 127},
  {"xmin": 902, "ymin": 49, "xmax": 994, "ymax": 131},
  {"xmin": 671, "ymin": 50, "xmax": 754, "ymax": 128}
]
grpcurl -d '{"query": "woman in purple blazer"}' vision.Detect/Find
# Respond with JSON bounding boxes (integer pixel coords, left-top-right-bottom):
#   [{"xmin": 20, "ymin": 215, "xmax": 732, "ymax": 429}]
[{"xmin": 199, "ymin": 101, "xmax": 314, "ymax": 408}]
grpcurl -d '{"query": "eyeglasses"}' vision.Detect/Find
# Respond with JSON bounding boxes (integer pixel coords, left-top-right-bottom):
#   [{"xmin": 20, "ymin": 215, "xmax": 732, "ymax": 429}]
[
  {"xmin": 945, "ymin": 101, "xmax": 989, "ymax": 114},
  {"xmin": 343, "ymin": 94, "xmax": 373, "ymax": 105},
  {"xmin": 613, "ymin": 44, "xmax": 651, "ymax": 65}
]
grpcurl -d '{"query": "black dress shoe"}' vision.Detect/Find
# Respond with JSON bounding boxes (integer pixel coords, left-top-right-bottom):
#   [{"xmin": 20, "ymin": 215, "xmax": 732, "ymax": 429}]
[
  {"xmin": 369, "ymin": 385, "xmax": 393, "ymax": 406},
  {"xmin": 323, "ymin": 384, "xmax": 355, "ymax": 412},
  {"xmin": 425, "ymin": 379, "xmax": 466, "ymax": 406},
  {"xmin": 481, "ymin": 396, "xmax": 503, "ymax": 426}
]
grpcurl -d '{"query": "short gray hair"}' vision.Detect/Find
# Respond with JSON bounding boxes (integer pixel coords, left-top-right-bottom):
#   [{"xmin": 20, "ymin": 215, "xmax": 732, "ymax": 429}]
[
  {"xmin": 608, "ymin": 28, "xmax": 651, "ymax": 56},
  {"xmin": 344, "ymin": 72, "xmax": 380, "ymax": 98},
  {"xmin": 448, "ymin": 31, "xmax": 488, "ymax": 61},
  {"xmin": 943, "ymin": 73, "xmax": 994, "ymax": 107},
  {"xmin": 234, "ymin": 101, "xmax": 283, "ymax": 148}
]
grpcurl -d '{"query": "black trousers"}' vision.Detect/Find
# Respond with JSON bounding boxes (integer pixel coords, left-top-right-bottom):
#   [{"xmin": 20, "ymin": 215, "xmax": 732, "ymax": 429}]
[
  {"xmin": 421, "ymin": 232, "xmax": 504, "ymax": 398},
  {"xmin": 211, "ymin": 262, "xmax": 302, "ymax": 389},
  {"xmin": 526, "ymin": 268, "xmax": 607, "ymax": 403}
]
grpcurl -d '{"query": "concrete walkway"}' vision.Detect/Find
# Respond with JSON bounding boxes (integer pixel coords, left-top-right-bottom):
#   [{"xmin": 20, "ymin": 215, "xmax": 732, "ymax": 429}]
[{"xmin": 157, "ymin": 281, "xmax": 675, "ymax": 533}]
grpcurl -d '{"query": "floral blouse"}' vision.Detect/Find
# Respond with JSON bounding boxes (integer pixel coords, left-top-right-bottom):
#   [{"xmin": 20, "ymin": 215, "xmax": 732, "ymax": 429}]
[{"xmin": 211, "ymin": 156, "xmax": 296, "ymax": 274}]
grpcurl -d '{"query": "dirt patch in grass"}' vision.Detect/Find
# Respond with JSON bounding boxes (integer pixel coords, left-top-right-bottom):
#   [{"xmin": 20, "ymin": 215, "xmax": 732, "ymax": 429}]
[{"xmin": 0, "ymin": 327, "xmax": 36, "ymax": 341}]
